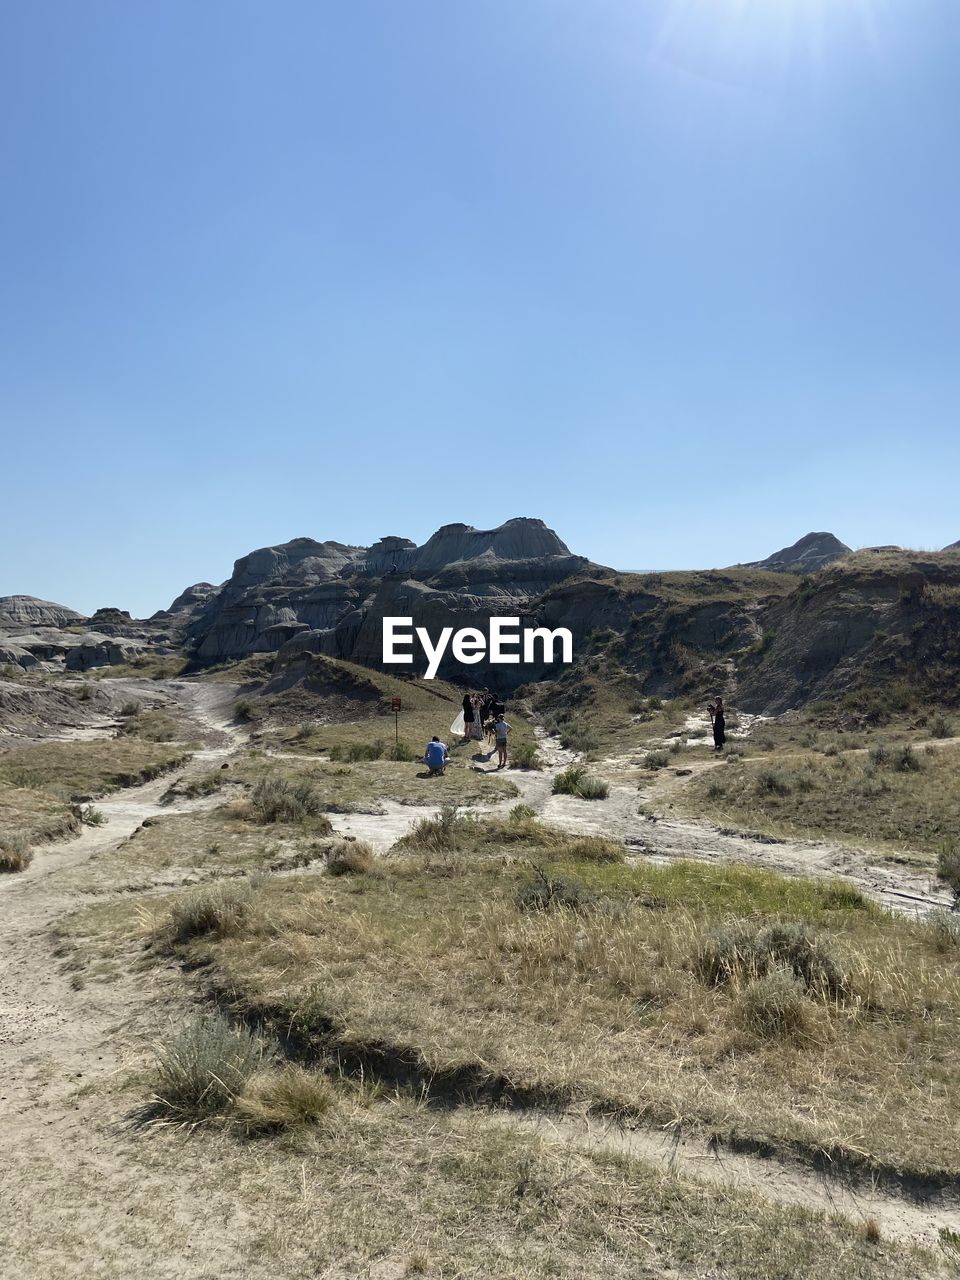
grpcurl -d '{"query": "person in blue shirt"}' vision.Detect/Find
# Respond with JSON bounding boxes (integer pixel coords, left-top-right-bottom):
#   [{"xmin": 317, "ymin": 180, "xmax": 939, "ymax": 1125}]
[{"xmin": 423, "ymin": 736, "xmax": 448, "ymax": 776}]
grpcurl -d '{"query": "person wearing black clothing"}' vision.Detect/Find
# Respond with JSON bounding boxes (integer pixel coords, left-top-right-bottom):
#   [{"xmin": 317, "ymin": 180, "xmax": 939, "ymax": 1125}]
[
  {"xmin": 462, "ymin": 692, "xmax": 475, "ymax": 743},
  {"xmin": 709, "ymin": 697, "xmax": 726, "ymax": 751}
]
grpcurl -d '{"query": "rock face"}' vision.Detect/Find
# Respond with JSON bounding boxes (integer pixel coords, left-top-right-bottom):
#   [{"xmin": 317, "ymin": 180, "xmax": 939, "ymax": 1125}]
[
  {"xmin": 0, "ymin": 595, "xmax": 85, "ymax": 628},
  {"xmin": 190, "ymin": 517, "xmax": 592, "ymax": 670},
  {"xmin": 945, "ymin": 540, "xmax": 960, "ymax": 551},
  {"xmin": 737, "ymin": 548, "xmax": 960, "ymax": 714},
  {"xmin": 744, "ymin": 533, "xmax": 851, "ymax": 575}
]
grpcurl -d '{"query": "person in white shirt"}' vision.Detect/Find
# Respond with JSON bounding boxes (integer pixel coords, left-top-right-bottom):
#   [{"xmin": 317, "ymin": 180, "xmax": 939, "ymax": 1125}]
[{"xmin": 493, "ymin": 715, "xmax": 511, "ymax": 769}]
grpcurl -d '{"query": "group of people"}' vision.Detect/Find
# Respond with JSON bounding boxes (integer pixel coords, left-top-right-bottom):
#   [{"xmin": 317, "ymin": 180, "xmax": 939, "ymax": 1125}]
[
  {"xmin": 421, "ymin": 687, "xmax": 512, "ymax": 777},
  {"xmin": 461, "ymin": 688, "xmax": 504, "ymax": 743}
]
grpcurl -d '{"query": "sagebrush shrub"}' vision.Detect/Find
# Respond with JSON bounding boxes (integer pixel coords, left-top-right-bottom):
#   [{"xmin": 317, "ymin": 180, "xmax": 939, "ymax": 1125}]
[
  {"xmin": 736, "ymin": 967, "xmax": 810, "ymax": 1039},
  {"xmin": 153, "ymin": 1014, "xmax": 263, "ymax": 1121},
  {"xmin": 516, "ymin": 871, "xmax": 595, "ymax": 913},
  {"xmin": 694, "ymin": 919, "xmax": 848, "ymax": 997}
]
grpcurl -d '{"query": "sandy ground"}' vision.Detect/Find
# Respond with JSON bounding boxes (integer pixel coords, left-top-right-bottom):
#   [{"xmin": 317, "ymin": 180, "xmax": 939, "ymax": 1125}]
[{"xmin": 2, "ymin": 680, "xmax": 957, "ymax": 1275}]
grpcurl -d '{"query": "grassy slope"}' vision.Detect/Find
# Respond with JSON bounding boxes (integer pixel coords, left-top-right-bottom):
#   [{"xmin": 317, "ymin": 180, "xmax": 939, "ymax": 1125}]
[{"xmin": 680, "ymin": 739, "xmax": 960, "ymax": 865}]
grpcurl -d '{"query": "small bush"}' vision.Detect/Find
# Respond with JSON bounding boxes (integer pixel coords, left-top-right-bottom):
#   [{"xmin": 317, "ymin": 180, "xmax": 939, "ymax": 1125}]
[
  {"xmin": 867, "ymin": 743, "xmax": 888, "ymax": 769},
  {"xmin": 234, "ymin": 1065, "xmax": 336, "ymax": 1136},
  {"xmin": 694, "ymin": 920, "xmax": 847, "ymax": 998},
  {"xmin": 509, "ymin": 741, "xmax": 543, "ymax": 770},
  {"xmin": 168, "ymin": 882, "xmax": 252, "ymax": 942},
  {"xmin": 755, "ymin": 769, "xmax": 791, "ymax": 796},
  {"xmin": 153, "ymin": 1014, "xmax": 262, "ymax": 1122},
  {"xmin": 80, "ymin": 805, "xmax": 106, "ymax": 826},
  {"xmin": 736, "ymin": 967, "xmax": 810, "ymax": 1039},
  {"xmin": 890, "ymin": 744, "xmax": 922, "ymax": 773},
  {"xmin": 516, "ymin": 870, "xmax": 595, "ymax": 913},
  {"xmin": 76, "ymin": 684, "xmax": 94, "ymax": 702},
  {"xmin": 234, "ymin": 698, "xmax": 255, "ymax": 723},
  {"xmin": 931, "ymin": 714, "xmax": 953, "ymax": 740},
  {"xmin": 643, "ymin": 751, "xmax": 670, "ymax": 770},
  {"xmin": 120, "ymin": 700, "xmax": 141, "ymax": 717},
  {"xmin": 250, "ymin": 776, "xmax": 332, "ymax": 827},
  {"xmin": 552, "ymin": 766, "xmax": 609, "ymax": 800},
  {"xmin": 0, "ymin": 834, "xmax": 32, "ymax": 873},
  {"xmin": 509, "ymin": 803, "xmax": 536, "ymax": 823},
  {"xmin": 327, "ymin": 839, "xmax": 376, "ymax": 876},
  {"xmin": 389, "ymin": 742, "xmax": 418, "ymax": 762},
  {"xmin": 926, "ymin": 909, "xmax": 960, "ymax": 952},
  {"xmin": 399, "ymin": 804, "xmax": 466, "ymax": 853},
  {"xmin": 558, "ymin": 719, "xmax": 598, "ymax": 754}
]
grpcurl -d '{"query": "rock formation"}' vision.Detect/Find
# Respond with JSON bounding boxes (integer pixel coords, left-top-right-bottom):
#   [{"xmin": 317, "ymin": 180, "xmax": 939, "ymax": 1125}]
[
  {"xmin": 190, "ymin": 517, "xmax": 592, "ymax": 670},
  {"xmin": 0, "ymin": 595, "xmax": 85, "ymax": 628},
  {"xmin": 742, "ymin": 532, "xmax": 851, "ymax": 575}
]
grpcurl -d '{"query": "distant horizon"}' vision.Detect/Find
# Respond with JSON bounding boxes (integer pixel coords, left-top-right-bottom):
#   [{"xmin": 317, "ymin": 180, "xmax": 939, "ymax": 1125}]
[{"xmin": 4, "ymin": 518, "xmax": 957, "ymax": 620}]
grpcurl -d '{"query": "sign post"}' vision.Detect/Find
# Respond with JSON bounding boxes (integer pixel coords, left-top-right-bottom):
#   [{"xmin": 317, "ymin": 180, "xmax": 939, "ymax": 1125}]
[{"xmin": 391, "ymin": 696, "xmax": 401, "ymax": 745}]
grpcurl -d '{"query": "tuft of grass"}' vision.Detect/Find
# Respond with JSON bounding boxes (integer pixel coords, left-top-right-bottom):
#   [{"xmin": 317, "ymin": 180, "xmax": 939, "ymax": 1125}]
[
  {"xmin": 562, "ymin": 836, "xmax": 624, "ymax": 864},
  {"xmin": 937, "ymin": 842, "xmax": 960, "ymax": 905},
  {"xmin": 152, "ymin": 1014, "xmax": 263, "ymax": 1122},
  {"xmin": 249, "ymin": 776, "xmax": 332, "ymax": 827},
  {"xmin": 643, "ymin": 750, "xmax": 670, "ymax": 770},
  {"xmin": 508, "ymin": 741, "xmax": 543, "ymax": 770},
  {"xmin": 0, "ymin": 833, "xmax": 32, "ymax": 873},
  {"xmin": 79, "ymin": 805, "xmax": 106, "ymax": 826},
  {"xmin": 552, "ymin": 765, "xmax": 609, "ymax": 800},
  {"xmin": 509, "ymin": 803, "xmax": 536, "ymax": 823},
  {"xmin": 926, "ymin": 909, "xmax": 960, "ymax": 952},
  {"xmin": 327, "ymin": 839, "xmax": 376, "ymax": 876},
  {"xmin": 398, "ymin": 804, "xmax": 467, "ymax": 854},
  {"xmin": 329, "ymin": 740, "xmax": 386, "ymax": 762},
  {"xmin": 735, "ymin": 967, "xmax": 811, "ymax": 1040},
  {"xmin": 234, "ymin": 698, "xmax": 256, "ymax": 723},
  {"xmin": 168, "ymin": 882, "xmax": 253, "ymax": 942},
  {"xmin": 233, "ymin": 1065, "xmax": 336, "ymax": 1136},
  {"xmin": 119, "ymin": 700, "xmax": 141, "ymax": 717}
]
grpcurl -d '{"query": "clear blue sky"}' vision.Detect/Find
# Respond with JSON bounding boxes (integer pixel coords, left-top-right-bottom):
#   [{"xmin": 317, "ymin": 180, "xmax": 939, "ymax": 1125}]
[{"xmin": 2, "ymin": 0, "xmax": 958, "ymax": 616}]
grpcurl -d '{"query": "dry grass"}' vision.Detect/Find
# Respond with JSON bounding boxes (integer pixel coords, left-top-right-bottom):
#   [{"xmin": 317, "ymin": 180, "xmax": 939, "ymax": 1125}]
[
  {"xmin": 229, "ymin": 753, "xmax": 519, "ymax": 813},
  {"xmin": 0, "ymin": 832, "xmax": 33, "ymax": 872},
  {"xmin": 0, "ymin": 739, "xmax": 193, "ymax": 801},
  {"xmin": 0, "ymin": 782, "xmax": 80, "ymax": 853},
  {"xmin": 685, "ymin": 741, "xmax": 960, "ymax": 862},
  {"xmin": 137, "ymin": 822, "xmax": 960, "ymax": 1180}
]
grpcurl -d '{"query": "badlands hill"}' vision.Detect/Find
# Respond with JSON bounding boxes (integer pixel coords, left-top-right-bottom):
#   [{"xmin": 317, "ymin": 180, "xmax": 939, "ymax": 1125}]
[{"xmin": 3, "ymin": 522, "xmax": 960, "ymax": 718}]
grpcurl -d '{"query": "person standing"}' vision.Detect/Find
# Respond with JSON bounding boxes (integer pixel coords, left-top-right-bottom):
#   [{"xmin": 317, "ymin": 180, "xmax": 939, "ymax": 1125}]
[
  {"xmin": 462, "ymin": 692, "xmax": 475, "ymax": 743},
  {"xmin": 493, "ymin": 713, "xmax": 511, "ymax": 769},
  {"xmin": 709, "ymin": 697, "xmax": 726, "ymax": 752}
]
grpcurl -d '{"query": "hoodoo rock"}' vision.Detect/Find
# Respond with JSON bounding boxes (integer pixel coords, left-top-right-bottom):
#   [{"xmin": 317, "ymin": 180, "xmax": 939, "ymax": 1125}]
[{"xmin": 743, "ymin": 532, "xmax": 851, "ymax": 575}]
